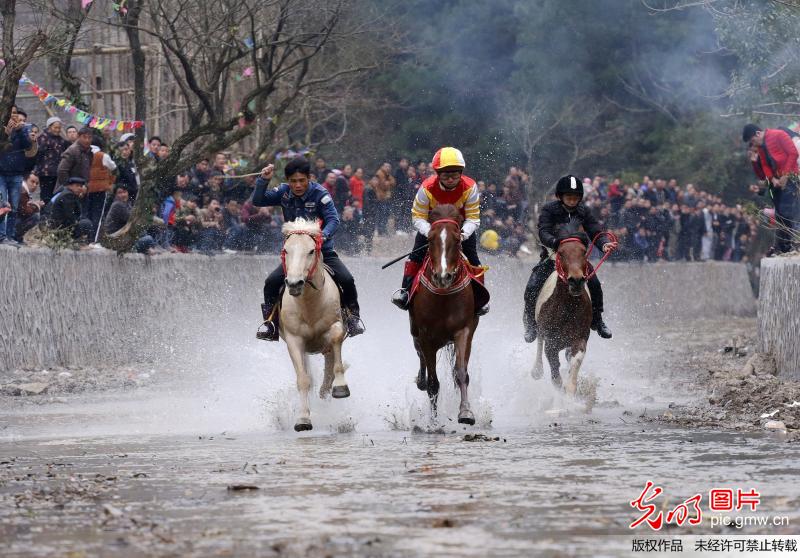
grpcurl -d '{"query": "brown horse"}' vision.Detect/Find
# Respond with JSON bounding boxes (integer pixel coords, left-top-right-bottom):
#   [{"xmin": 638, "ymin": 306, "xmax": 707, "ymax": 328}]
[
  {"xmin": 409, "ymin": 205, "xmax": 484, "ymax": 424},
  {"xmin": 532, "ymin": 231, "xmax": 593, "ymax": 395}
]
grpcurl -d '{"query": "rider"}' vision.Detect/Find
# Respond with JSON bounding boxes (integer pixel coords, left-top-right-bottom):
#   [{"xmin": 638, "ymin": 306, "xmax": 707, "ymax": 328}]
[
  {"xmin": 253, "ymin": 157, "xmax": 364, "ymax": 341},
  {"xmin": 523, "ymin": 175, "xmax": 617, "ymax": 342},
  {"xmin": 390, "ymin": 147, "xmax": 488, "ymax": 314}
]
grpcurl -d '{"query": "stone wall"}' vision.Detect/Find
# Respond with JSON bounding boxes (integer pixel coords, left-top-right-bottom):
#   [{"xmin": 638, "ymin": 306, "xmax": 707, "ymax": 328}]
[
  {"xmin": 0, "ymin": 246, "xmax": 757, "ymax": 373},
  {"xmin": 758, "ymin": 256, "xmax": 800, "ymax": 379}
]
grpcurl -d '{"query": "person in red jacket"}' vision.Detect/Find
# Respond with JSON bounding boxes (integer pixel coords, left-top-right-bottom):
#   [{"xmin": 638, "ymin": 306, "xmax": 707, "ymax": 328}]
[{"xmin": 743, "ymin": 124, "xmax": 799, "ymax": 254}]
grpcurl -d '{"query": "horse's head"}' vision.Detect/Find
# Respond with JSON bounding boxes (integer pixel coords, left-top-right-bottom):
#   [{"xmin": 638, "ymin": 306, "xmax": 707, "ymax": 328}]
[
  {"xmin": 281, "ymin": 219, "xmax": 323, "ymax": 296},
  {"xmin": 427, "ymin": 204, "xmax": 463, "ymax": 289},
  {"xmin": 556, "ymin": 230, "xmax": 589, "ymax": 297}
]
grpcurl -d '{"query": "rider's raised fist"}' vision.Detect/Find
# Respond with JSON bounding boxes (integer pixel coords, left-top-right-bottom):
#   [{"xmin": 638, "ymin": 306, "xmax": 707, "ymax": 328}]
[{"xmin": 260, "ymin": 164, "xmax": 275, "ymax": 180}]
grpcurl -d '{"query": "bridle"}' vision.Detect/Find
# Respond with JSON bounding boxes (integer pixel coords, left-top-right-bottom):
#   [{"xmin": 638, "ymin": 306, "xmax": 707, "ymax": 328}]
[
  {"xmin": 420, "ymin": 217, "xmax": 469, "ymax": 294},
  {"xmin": 281, "ymin": 229, "xmax": 324, "ymax": 289},
  {"xmin": 555, "ymin": 231, "xmax": 618, "ymax": 284}
]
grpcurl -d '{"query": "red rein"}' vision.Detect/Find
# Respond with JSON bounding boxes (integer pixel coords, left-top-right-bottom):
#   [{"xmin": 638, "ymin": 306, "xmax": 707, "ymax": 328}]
[
  {"xmin": 281, "ymin": 230, "xmax": 324, "ymax": 281},
  {"xmin": 555, "ymin": 231, "xmax": 618, "ymax": 284}
]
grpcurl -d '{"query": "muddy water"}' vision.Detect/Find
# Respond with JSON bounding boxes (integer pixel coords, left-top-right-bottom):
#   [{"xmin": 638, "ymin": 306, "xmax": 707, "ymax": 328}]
[{"xmin": 1, "ymin": 260, "xmax": 797, "ymax": 556}]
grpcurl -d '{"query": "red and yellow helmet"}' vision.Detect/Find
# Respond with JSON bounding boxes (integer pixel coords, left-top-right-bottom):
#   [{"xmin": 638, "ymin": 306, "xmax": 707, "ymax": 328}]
[{"xmin": 431, "ymin": 147, "xmax": 465, "ymax": 171}]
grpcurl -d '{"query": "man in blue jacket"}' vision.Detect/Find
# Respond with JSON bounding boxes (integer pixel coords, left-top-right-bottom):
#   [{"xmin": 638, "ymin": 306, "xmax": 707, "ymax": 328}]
[
  {"xmin": 252, "ymin": 157, "xmax": 364, "ymax": 341},
  {"xmin": 0, "ymin": 106, "xmax": 33, "ymax": 243}
]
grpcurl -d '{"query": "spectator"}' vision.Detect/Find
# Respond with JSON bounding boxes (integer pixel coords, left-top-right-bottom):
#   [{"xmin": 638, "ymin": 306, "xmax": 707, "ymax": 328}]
[
  {"xmin": 331, "ymin": 170, "xmax": 351, "ymax": 213},
  {"xmin": 65, "ymin": 125, "xmax": 78, "ymax": 143},
  {"xmin": 147, "ymin": 136, "xmax": 162, "ymax": 159},
  {"xmin": 0, "ymin": 106, "xmax": 33, "ymax": 243},
  {"xmin": 373, "ymin": 167, "xmax": 395, "ymax": 235},
  {"xmin": 114, "ymin": 140, "xmax": 140, "ymax": 201},
  {"xmin": 17, "ymin": 172, "xmax": 44, "ymax": 240},
  {"xmin": 349, "ymin": 167, "xmax": 365, "ymax": 206},
  {"xmin": 35, "ymin": 117, "xmax": 70, "ymax": 205},
  {"xmin": 57, "ymin": 127, "xmax": 93, "ymax": 190},
  {"xmin": 197, "ymin": 198, "xmax": 225, "ymax": 251},
  {"xmin": 45, "ymin": 176, "xmax": 93, "ymax": 242},
  {"xmin": 314, "ymin": 157, "xmax": 331, "ymax": 183},
  {"xmin": 222, "ymin": 198, "xmax": 245, "ymax": 250},
  {"xmin": 84, "ymin": 140, "xmax": 117, "ymax": 237},
  {"xmin": 105, "ymin": 184, "xmax": 132, "ymax": 235},
  {"xmin": 744, "ymin": 123, "xmax": 799, "ymax": 254}
]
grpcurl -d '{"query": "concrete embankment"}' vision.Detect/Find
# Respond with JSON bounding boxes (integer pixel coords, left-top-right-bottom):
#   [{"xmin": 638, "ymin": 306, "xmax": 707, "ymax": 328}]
[
  {"xmin": 0, "ymin": 246, "xmax": 756, "ymax": 372},
  {"xmin": 758, "ymin": 256, "xmax": 800, "ymax": 379}
]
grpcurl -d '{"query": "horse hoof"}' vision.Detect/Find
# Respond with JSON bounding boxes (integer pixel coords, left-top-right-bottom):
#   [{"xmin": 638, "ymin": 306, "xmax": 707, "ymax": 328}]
[
  {"xmin": 458, "ymin": 411, "xmax": 475, "ymax": 425},
  {"xmin": 294, "ymin": 419, "xmax": 312, "ymax": 432},
  {"xmin": 416, "ymin": 378, "xmax": 427, "ymax": 391},
  {"xmin": 531, "ymin": 366, "xmax": 543, "ymax": 380},
  {"xmin": 332, "ymin": 385, "xmax": 350, "ymax": 399}
]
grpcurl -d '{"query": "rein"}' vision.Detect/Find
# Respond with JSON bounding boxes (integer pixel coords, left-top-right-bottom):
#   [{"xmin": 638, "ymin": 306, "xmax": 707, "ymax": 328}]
[
  {"xmin": 281, "ymin": 230, "xmax": 324, "ymax": 290},
  {"xmin": 555, "ymin": 231, "xmax": 618, "ymax": 284}
]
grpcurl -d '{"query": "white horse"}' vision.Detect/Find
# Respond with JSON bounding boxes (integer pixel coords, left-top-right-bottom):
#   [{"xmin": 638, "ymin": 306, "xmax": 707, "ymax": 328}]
[{"xmin": 280, "ymin": 219, "xmax": 349, "ymax": 431}]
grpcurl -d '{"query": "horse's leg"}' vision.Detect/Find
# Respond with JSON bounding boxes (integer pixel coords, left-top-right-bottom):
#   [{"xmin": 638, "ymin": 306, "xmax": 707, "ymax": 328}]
[
  {"xmin": 422, "ymin": 343, "xmax": 440, "ymax": 419},
  {"xmin": 285, "ymin": 335, "xmax": 313, "ymax": 431},
  {"xmin": 320, "ymin": 350, "xmax": 334, "ymax": 399},
  {"xmin": 413, "ymin": 336, "xmax": 427, "ymax": 391},
  {"xmin": 454, "ymin": 326, "xmax": 475, "ymax": 425},
  {"xmin": 329, "ymin": 323, "xmax": 349, "ymax": 399},
  {"xmin": 545, "ymin": 341, "xmax": 562, "ymax": 389},
  {"xmin": 565, "ymin": 339, "xmax": 588, "ymax": 396},
  {"xmin": 532, "ymin": 337, "xmax": 544, "ymax": 379}
]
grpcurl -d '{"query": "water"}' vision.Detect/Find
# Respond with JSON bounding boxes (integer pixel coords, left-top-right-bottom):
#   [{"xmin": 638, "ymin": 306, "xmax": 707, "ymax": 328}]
[{"xmin": 1, "ymin": 260, "xmax": 797, "ymax": 556}]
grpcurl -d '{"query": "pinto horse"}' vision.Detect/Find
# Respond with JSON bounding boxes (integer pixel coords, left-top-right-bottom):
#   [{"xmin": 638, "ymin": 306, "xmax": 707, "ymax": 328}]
[
  {"xmin": 409, "ymin": 205, "xmax": 488, "ymax": 424},
  {"xmin": 279, "ymin": 219, "xmax": 349, "ymax": 432},
  {"xmin": 531, "ymin": 231, "xmax": 593, "ymax": 395}
]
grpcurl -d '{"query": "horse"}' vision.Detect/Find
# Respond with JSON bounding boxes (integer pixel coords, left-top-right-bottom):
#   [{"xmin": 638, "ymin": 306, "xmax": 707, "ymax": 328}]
[
  {"xmin": 409, "ymin": 204, "xmax": 487, "ymax": 425},
  {"xmin": 279, "ymin": 219, "xmax": 349, "ymax": 432},
  {"xmin": 531, "ymin": 230, "xmax": 593, "ymax": 395}
]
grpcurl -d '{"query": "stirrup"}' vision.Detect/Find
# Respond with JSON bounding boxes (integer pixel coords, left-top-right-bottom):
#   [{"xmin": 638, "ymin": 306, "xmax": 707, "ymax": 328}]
[
  {"xmin": 256, "ymin": 320, "xmax": 279, "ymax": 341},
  {"xmin": 391, "ymin": 288, "xmax": 409, "ymax": 310},
  {"xmin": 346, "ymin": 315, "xmax": 366, "ymax": 338}
]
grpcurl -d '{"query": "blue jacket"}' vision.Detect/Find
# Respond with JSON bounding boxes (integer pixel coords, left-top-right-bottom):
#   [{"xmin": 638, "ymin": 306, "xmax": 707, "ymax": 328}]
[
  {"xmin": 252, "ymin": 178, "xmax": 339, "ymax": 251},
  {"xmin": 0, "ymin": 125, "xmax": 33, "ymax": 176}
]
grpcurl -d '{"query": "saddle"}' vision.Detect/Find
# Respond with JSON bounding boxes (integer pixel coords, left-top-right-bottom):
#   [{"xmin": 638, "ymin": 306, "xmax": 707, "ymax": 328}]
[{"xmin": 408, "ymin": 255, "xmax": 490, "ymax": 309}]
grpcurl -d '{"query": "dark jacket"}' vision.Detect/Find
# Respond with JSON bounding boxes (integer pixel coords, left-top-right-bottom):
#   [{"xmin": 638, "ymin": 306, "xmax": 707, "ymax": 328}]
[
  {"xmin": 252, "ymin": 178, "xmax": 339, "ymax": 251},
  {"xmin": 57, "ymin": 142, "xmax": 92, "ymax": 188},
  {"xmin": 114, "ymin": 157, "xmax": 139, "ymax": 200},
  {"xmin": 0, "ymin": 125, "xmax": 33, "ymax": 176},
  {"xmin": 105, "ymin": 200, "xmax": 131, "ymax": 235},
  {"xmin": 35, "ymin": 132, "xmax": 70, "ymax": 177},
  {"xmin": 538, "ymin": 200, "xmax": 610, "ymax": 252},
  {"xmin": 47, "ymin": 189, "xmax": 82, "ymax": 229}
]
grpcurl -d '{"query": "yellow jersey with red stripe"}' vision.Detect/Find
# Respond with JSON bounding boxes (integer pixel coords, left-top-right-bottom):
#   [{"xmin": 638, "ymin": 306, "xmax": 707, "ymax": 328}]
[{"xmin": 411, "ymin": 174, "xmax": 480, "ymax": 237}]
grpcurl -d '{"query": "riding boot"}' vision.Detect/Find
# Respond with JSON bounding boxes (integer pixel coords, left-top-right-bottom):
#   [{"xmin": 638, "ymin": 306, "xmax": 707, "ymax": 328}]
[
  {"xmin": 344, "ymin": 302, "xmax": 366, "ymax": 337},
  {"xmin": 591, "ymin": 308, "xmax": 613, "ymax": 339},
  {"xmin": 256, "ymin": 300, "xmax": 280, "ymax": 341},
  {"xmin": 522, "ymin": 263, "xmax": 549, "ymax": 343},
  {"xmin": 391, "ymin": 260, "xmax": 420, "ymax": 310},
  {"xmin": 472, "ymin": 273, "xmax": 490, "ymax": 316},
  {"xmin": 587, "ymin": 276, "xmax": 612, "ymax": 339}
]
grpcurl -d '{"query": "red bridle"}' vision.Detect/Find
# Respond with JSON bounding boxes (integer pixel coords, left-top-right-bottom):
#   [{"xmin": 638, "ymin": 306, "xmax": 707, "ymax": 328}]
[
  {"xmin": 430, "ymin": 218, "xmax": 462, "ymax": 231},
  {"xmin": 555, "ymin": 231, "xmax": 618, "ymax": 284},
  {"xmin": 281, "ymin": 230, "xmax": 324, "ymax": 283}
]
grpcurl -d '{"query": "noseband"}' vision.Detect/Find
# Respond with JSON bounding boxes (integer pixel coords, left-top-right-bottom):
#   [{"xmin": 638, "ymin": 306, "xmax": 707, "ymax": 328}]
[
  {"xmin": 555, "ymin": 232, "xmax": 618, "ymax": 284},
  {"xmin": 281, "ymin": 230, "xmax": 324, "ymax": 289}
]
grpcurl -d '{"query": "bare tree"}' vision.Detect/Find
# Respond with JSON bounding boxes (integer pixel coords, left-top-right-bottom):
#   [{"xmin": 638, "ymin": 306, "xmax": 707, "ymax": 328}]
[
  {"xmin": 0, "ymin": 0, "xmax": 47, "ymax": 142},
  {"xmin": 99, "ymin": 0, "xmax": 381, "ymax": 251}
]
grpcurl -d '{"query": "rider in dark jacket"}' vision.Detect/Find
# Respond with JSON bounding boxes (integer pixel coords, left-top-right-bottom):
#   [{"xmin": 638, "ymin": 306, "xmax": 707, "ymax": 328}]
[
  {"xmin": 252, "ymin": 157, "xmax": 364, "ymax": 341},
  {"xmin": 523, "ymin": 175, "xmax": 617, "ymax": 342}
]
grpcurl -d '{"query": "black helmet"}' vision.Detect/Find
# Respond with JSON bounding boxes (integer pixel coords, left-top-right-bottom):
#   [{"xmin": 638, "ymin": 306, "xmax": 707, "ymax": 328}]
[{"xmin": 555, "ymin": 175, "xmax": 584, "ymax": 199}]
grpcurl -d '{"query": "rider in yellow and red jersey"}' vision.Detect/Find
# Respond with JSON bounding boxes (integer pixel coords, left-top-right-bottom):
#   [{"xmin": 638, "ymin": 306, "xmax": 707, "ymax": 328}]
[{"xmin": 390, "ymin": 147, "xmax": 488, "ymax": 314}]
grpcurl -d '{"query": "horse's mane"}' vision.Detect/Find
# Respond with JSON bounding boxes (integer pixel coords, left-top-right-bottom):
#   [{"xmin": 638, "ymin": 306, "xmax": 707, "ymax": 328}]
[
  {"xmin": 557, "ymin": 229, "xmax": 590, "ymax": 247},
  {"xmin": 429, "ymin": 204, "xmax": 463, "ymax": 224},
  {"xmin": 282, "ymin": 218, "xmax": 321, "ymax": 236}
]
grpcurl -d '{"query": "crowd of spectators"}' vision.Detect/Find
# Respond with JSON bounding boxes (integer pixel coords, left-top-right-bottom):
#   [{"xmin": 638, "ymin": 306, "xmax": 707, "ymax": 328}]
[
  {"xmin": 579, "ymin": 176, "xmax": 758, "ymax": 263},
  {"xmin": 0, "ymin": 105, "xmax": 759, "ymax": 262}
]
